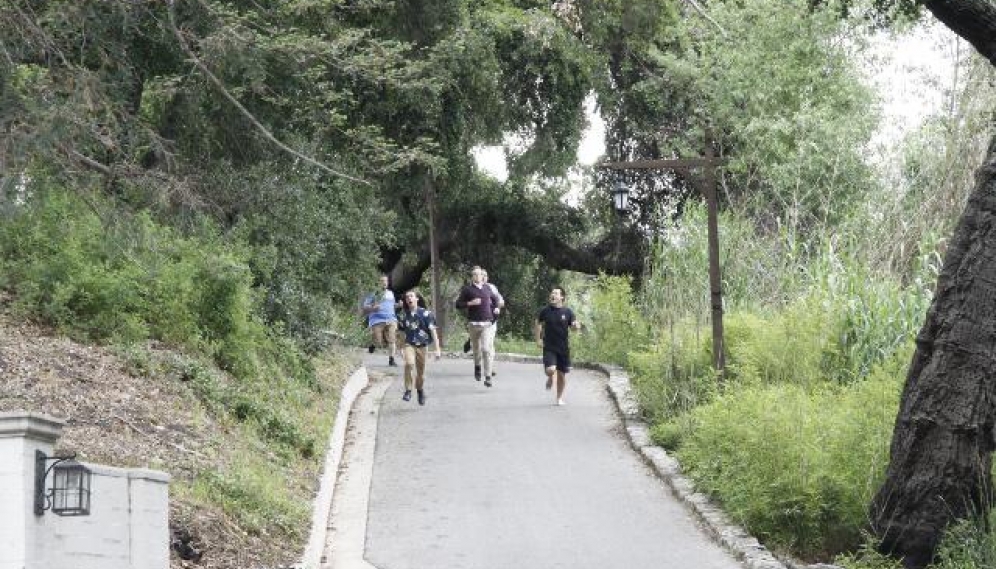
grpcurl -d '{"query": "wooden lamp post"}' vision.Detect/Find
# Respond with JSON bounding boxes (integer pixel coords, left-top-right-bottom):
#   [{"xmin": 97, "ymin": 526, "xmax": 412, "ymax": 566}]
[{"xmin": 596, "ymin": 144, "xmax": 728, "ymax": 375}]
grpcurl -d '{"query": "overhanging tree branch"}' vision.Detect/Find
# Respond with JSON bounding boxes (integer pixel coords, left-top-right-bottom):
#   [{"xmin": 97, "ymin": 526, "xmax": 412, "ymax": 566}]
[
  {"xmin": 924, "ymin": 0, "xmax": 996, "ymax": 67},
  {"xmin": 166, "ymin": 0, "xmax": 372, "ymax": 186}
]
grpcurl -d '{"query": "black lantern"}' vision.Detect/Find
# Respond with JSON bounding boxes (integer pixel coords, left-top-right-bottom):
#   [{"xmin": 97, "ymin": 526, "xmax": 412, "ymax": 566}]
[
  {"xmin": 35, "ymin": 451, "xmax": 92, "ymax": 516},
  {"xmin": 612, "ymin": 179, "xmax": 630, "ymax": 214}
]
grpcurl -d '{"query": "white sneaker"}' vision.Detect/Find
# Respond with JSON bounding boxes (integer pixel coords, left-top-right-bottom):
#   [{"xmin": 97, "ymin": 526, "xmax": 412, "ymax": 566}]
[{"xmin": 557, "ymin": 398, "xmax": 565, "ymax": 406}]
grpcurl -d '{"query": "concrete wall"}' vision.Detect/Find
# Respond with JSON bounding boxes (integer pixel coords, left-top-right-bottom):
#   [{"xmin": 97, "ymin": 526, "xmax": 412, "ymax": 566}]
[{"xmin": 0, "ymin": 412, "xmax": 170, "ymax": 569}]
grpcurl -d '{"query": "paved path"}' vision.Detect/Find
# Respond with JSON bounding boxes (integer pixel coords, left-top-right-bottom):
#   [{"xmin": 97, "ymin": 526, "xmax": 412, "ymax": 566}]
[{"xmin": 324, "ymin": 354, "xmax": 744, "ymax": 569}]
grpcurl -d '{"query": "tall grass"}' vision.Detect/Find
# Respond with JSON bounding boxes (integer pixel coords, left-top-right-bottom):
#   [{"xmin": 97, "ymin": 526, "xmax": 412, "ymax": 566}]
[{"xmin": 676, "ymin": 349, "xmax": 907, "ymax": 558}]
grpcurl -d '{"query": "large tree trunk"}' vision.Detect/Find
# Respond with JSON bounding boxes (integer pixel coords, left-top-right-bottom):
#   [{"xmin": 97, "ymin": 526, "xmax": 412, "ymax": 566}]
[
  {"xmin": 869, "ymin": 2, "xmax": 996, "ymax": 567},
  {"xmin": 870, "ymin": 136, "xmax": 996, "ymax": 568}
]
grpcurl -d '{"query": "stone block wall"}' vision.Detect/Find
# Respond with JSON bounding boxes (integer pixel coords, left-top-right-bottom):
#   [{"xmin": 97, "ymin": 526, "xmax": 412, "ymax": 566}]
[{"xmin": 0, "ymin": 412, "xmax": 169, "ymax": 569}]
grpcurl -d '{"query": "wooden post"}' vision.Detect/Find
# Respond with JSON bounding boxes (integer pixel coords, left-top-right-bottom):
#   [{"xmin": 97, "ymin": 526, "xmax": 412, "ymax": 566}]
[
  {"xmin": 702, "ymin": 143, "xmax": 725, "ymax": 376},
  {"xmin": 595, "ymin": 146, "xmax": 727, "ymax": 376},
  {"xmin": 425, "ymin": 175, "xmax": 445, "ymax": 344}
]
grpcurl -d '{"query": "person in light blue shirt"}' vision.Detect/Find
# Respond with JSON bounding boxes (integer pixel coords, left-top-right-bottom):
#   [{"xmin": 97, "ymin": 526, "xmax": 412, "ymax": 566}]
[{"xmin": 362, "ymin": 274, "xmax": 399, "ymax": 366}]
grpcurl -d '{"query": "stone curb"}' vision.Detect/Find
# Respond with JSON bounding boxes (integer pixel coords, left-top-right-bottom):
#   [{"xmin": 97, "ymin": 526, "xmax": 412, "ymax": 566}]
[
  {"xmin": 591, "ymin": 361, "xmax": 843, "ymax": 569},
  {"xmin": 297, "ymin": 366, "xmax": 370, "ymax": 569}
]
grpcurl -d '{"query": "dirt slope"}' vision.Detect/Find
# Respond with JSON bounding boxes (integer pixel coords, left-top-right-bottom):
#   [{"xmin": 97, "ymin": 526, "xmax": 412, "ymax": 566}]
[{"xmin": 0, "ymin": 303, "xmax": 309, "ymax": 568}]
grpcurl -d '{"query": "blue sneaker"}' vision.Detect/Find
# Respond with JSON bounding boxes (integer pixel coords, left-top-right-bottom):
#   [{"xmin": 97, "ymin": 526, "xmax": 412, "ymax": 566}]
[{"xmin": 402, "ymin": 389, "xmax": 411, "ymax": 402}]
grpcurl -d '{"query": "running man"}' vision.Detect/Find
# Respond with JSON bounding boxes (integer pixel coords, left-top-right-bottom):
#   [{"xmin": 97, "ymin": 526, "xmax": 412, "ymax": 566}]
[
  {"xmin": 397, "ymin": 289, "xmax": 441, "ymax": 406},
  {"xmin": 455, "ymin": 266, "xmax": 501, "ymax": 386},
  {"xmin": 534, "ymin": 286, "xmax": 582, "ymax": 406},
  {"xmin": 362, "ymin": 274, "xmax": 399, "ymax": 366}
]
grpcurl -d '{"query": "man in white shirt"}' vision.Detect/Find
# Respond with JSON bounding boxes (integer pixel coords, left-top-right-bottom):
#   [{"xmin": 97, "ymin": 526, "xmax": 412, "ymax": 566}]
[{"xmin": 481, "ymin": 269, "xmax": 504, "ymax": 378}]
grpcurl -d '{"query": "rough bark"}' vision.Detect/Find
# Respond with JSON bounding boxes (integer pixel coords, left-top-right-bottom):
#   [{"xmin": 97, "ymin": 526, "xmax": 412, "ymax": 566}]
[
  {"xmin": 870, "ymin": 136, "xmax": 996, "ymax": 568},
  {"xmin": 924, "ymin": 0, "xmax": 996, "ymax": 68},
  {"xmin": 382, "ymin": 209, "xmax": 645, "ymax": 294},
  {"xmin": 868, "ymin": 2, "xmax": 996, "ymax": 566}
]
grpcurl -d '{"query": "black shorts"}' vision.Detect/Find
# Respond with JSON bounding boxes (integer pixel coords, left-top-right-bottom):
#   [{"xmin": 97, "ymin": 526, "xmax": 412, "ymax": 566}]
[{"xmin": 543, "ymin": 350, "xmax": 571, "ymax": 373}]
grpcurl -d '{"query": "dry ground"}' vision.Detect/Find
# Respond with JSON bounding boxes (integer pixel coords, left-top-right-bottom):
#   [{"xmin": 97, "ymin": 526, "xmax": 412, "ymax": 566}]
[{"xmin": 0, "ymin": 297, "xmax": 347, "ymax": 569}]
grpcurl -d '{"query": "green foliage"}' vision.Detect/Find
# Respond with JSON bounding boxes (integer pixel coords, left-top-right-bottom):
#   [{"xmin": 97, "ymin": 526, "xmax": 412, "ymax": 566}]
[
  {"xmin": 572, "ymin": 274, "xmax": 650, "ymax": 365},
  {"xmin": 677, "ymin": 349, "xmax": 907, "ymax": 558},
  {"xmin": 835, "ymin": 540, "xmax": 906, "ymax": 569},
  {"xmin": 838, "ymin": 512, "xmax": 996, "ymax": 569},
  {"xmin": 628, "ymin": 320, "xmax": 714, "ymax": 423},
  {"xmin": 692, "ymin": 0, "xmax": 879, "ymax": 232},
  {"xmin": 811, "ymin": 258, "xmax": 930, "ymax": 384},
  {"xmin": 0, "ymin": 185, "xmax": 315, "ymax": 391},
  {"xmin": 929, "ymin": 515, "xmax": 996, "ymax": 569},
  {"xmin": 187, "ymin": 453, "xmax": 308, "ymax": 538}
]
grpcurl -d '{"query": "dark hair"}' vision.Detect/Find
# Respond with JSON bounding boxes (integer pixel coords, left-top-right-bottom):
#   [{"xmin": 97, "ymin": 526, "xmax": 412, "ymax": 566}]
[
  {"xmin": 552, "ymin": 286, "xmax": 566, "ymax": 298},
  {"xmin": 404, "ymin": 289, "xmax": 427, "ymax": 308}
]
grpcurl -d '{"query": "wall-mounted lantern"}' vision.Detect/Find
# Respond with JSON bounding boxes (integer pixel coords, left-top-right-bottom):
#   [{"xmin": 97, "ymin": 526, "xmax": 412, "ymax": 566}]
[
  {"xmin": 34, "ymin": 450, "xmax": 91, "ymax": 516},
  {"xmin": 612, "ymin": 178, "xmax": 630, "ymax": 214}
]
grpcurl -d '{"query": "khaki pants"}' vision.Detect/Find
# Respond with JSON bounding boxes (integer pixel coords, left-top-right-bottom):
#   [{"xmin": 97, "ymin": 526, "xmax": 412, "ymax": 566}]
[
  {"xmin": 468, "ymin": 323, "xmax": 495, "ymax": 377},
  {"xmin": 403, "ymin": 345, "xmax": 427, "ymax": 390},
  {"xmin": 370, "ymin": 321, "xmax": 397, "ymax": 353}
]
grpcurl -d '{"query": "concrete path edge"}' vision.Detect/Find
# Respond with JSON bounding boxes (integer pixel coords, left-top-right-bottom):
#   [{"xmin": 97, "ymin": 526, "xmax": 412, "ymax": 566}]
[{"xmin": 297, "ymin": 366, "xmax": 370, "ymax": 569}]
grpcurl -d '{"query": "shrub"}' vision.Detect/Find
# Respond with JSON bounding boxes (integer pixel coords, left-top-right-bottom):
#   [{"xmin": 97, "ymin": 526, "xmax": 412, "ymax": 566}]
[
  {"xmin": 0, "ymin": 185, "xmax": 317, "ymax": 390},
  {"xmin": 675, "ymin": 348, "xmax": 907, "ymax": 559},
  {"xmin": 628, "ymin": 325, "xmax": 715, "ymax": 423},
  {"xmin": 573, "ymin": 274, "xmax": 650, "ymax": 365}
]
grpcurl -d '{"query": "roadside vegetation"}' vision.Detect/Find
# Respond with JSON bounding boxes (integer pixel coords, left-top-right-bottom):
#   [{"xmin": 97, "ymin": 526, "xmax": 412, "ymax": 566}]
[
  {"xmin": 0, "ymin": 183, "xmax": 355, "ymax": 567},
  {"xmin": 563, "ymin": 5, "xmax": 996, "ymax": 565},
  {"xmin": 4, "ymin": 0, "xmax": 996, "ymax": 567}
]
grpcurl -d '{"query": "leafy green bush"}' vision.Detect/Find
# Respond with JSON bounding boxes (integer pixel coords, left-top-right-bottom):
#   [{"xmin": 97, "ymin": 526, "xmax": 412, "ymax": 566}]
[
  {"xmin": 628, "ymin": 322, "xmax": 714, "ymax": 423},
  {"xmin": 0, "ymin": 186, "xmax": 315, "ymax": 390},
  {"xmin": 572, "ymin": 274, "xmax": 650, "ymax": 365},
  {"xmin": 723, "ymin": 301, "xmax": 830, "ymax": 387},
  {"xmin": 675, "ymin": 348, "xmax": 907, "ymax": 558},
  {"xmin": 811, "ymin": 259, "xmax": 930, "ymax": 384}
]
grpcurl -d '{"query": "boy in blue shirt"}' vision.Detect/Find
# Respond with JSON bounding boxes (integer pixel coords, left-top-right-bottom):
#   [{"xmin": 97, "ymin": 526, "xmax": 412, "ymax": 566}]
[{"xmin": 362, "ymin": 274, "xmax": 399, "ymax": 366}]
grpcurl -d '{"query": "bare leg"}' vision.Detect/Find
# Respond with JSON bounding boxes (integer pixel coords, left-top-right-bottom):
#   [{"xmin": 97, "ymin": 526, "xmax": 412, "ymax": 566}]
[
  {"xmin": 387, "ymin": 322, "xmax": 398, "ymax": 358},
  {"xmin": 545, "ymin": 366, "xmax": 556, "ymax": 391},
  {"xmin": 556, "ymin": 371, "xmax": 567, "ymax": 404}
]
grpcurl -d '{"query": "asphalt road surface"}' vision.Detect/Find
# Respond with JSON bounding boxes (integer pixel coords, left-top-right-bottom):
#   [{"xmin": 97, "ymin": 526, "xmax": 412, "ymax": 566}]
[{"xmin": 327, "ymin": 353, "xmax": 743, "ymax": 569}]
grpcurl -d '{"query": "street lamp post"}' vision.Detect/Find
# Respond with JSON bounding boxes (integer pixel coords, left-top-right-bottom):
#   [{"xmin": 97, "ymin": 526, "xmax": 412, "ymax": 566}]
[
  {"xmin": 597, "ymin": 148, "xmax": 728, "ymax": 376},
  {"xmin": 612, "ymin": 179, "xmax": 631, "ymax": 214},
  {"xmin": 424, "ymin": 174, "xmax": 445, "ymax": 345}
]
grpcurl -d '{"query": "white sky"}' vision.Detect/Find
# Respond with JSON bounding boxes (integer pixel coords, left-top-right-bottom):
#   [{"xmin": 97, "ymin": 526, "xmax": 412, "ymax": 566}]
[
  {"xmin": 865, "ymin": 19, "xmax": 961, "ymax": 150},
  {"xmin": 472, "ymin": 94, "xmax": 605, "ymax": 182}
]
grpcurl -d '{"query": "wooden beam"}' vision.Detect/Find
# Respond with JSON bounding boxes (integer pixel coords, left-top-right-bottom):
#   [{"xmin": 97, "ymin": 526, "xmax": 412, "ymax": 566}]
[
  {"xmin": 596, "ymin": 148, "xmax": 728, "ymax": 378},
  {"xmin": 595, "ymin": 157, "xmax": 728, "ymax": 171}
]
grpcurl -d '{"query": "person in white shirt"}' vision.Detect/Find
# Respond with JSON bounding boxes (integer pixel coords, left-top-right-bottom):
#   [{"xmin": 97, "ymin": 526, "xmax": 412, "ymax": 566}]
[{"xmin": 481, "ymin": 269, "xmax": 504, "ymax": 378}]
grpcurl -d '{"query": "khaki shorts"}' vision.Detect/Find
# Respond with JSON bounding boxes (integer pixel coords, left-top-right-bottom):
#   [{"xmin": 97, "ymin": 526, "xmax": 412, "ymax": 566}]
[{"xmin": 370, "ymin": 321, "xmax": 398, "ymax": 347}]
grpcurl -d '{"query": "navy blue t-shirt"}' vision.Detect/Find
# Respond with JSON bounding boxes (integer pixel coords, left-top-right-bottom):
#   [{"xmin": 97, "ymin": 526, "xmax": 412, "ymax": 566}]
[
  {"xmin": 398, "ymin": 307, "xmax": 437, "ymax": 346},
  {"xmin": 537, "ymin": 305, "xmax": 575, "ymax": 354}
]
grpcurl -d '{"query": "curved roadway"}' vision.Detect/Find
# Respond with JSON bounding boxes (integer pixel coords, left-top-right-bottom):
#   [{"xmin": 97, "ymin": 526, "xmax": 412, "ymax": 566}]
[{"xmin": 324, "ymin": 354, "xmax": 744, "ymax": 569}]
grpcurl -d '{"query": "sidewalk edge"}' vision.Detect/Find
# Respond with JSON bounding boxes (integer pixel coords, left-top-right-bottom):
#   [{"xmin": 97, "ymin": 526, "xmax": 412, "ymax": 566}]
[
  {"xmin": 297, "ymin": 366, "xmax": 370, "ymax": 569},
  {"xmin": 593, "ymin": 362, "xmax": 842, "ymax": 569}
]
